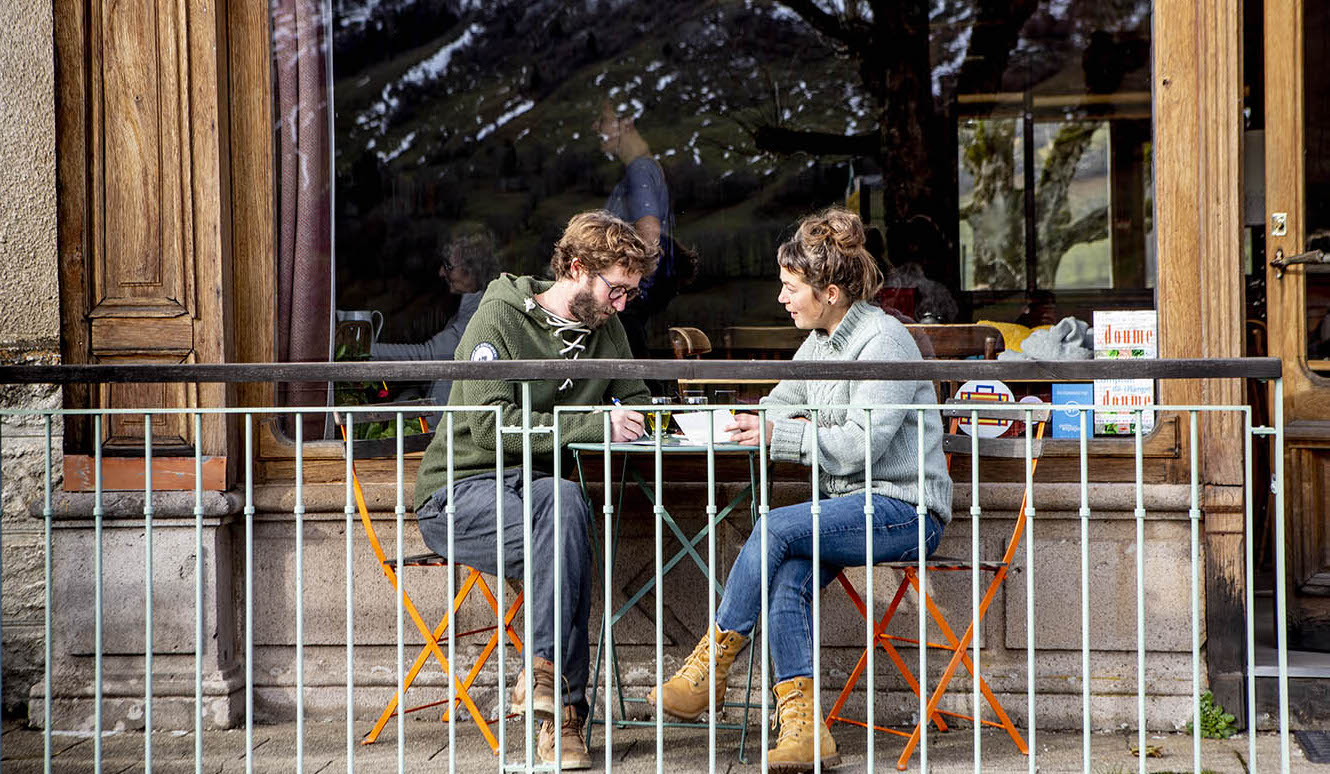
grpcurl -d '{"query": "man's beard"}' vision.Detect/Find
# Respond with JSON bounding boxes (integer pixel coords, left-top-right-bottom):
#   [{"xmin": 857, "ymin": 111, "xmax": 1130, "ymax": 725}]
[{"xmin": 568, "ymin": 287, "xmax": 613, "ymax": 329}]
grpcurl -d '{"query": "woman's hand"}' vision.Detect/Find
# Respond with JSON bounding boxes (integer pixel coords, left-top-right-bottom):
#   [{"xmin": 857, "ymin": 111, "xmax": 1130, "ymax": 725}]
[{"xmin": 724, "ymin": 412, "xmax": 774, "ymax": 446}]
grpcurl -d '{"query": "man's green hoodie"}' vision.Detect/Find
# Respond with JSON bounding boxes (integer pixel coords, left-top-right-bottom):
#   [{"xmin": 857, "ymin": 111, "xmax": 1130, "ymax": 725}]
[{"xmin": 414, "ymin": 274, "xmax": 650, "ymax": 511}]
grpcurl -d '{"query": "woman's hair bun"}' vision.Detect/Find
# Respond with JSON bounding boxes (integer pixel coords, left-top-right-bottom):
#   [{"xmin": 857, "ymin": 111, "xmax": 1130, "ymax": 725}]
[
  {"xmin": 776, "ymin": 206, "xmax": 882, "ymax": 303},
  {"xmin": 799, "ymin": 208, "xmax": 866, "ymax": 255}
]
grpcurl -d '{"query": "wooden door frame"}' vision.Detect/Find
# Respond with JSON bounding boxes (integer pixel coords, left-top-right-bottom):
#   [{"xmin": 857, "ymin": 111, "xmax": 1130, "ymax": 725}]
[
  {"xmin": 1265, "ymin": 0, "xmax": 1330, "ymax": 658},
  {"xmin": 1266, "ymin": 0, "xmax": 1309, "ymax": 395},
  {"xmin": 1155, "ymin": 0, "xmax": 1251, "ymax": 719}
]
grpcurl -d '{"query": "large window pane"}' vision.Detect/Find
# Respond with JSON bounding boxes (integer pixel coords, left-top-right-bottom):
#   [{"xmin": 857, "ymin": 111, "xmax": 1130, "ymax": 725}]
[
  {"xmin": 959, "ymin": 118, "xmax": 1026, "ymax": 291},
  {"xmin": 271, "ymin": 0, "xmax": 1157, "ymax": 415}
]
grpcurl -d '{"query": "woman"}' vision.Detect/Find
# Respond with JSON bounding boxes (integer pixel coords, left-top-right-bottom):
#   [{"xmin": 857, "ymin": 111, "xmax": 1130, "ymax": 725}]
[
  {"xmin": 649, "ymin": 208, "xmax": 953, "ymax": 772},
  {"xmin": 372, "ymin": 223, "xmax": 500, "ymax": 424}
]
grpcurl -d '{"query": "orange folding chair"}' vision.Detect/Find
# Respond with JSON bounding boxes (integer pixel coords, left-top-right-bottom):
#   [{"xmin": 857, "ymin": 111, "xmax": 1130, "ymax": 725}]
[
  {"xmin": 826, "ymin": 399, "xmax": 1048, "ymax": 770},
  {"xmin": 340, "ymin": 415, "xmax": 523, "ymax": 753}
]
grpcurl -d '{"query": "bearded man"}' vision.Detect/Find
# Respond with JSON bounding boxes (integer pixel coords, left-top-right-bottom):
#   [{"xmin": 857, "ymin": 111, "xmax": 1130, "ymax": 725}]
[{"xmin": 412, "ymin": 210, "xmax": 656, "ymax": 768}]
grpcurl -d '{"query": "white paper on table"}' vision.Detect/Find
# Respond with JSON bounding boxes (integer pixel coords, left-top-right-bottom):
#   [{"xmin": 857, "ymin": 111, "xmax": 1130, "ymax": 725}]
[{"xmin": 672, "ymin": 408, "xmax": 735, "ymax": 445}]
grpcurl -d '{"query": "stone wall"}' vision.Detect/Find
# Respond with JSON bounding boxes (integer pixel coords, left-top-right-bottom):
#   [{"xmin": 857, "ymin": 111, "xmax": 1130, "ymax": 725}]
[
  {"xmin": 23, "ymin": 437, "xmax": 1227, "ymax": 736},
  {"xmin": 30, "ymin": 478, "xmax": 1209, "ymax": 733},
  {"xmin": 0, "ymin": 0, "xmax": 58, "ymax": 719}
]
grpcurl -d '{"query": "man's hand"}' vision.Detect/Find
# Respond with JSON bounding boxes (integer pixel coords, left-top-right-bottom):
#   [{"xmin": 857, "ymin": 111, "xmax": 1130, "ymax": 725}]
[
  {"xmin": 724, "ymin": 412, "xmax": 774, "ymax": 446},
  {"xmin": 610, "ymin": 409, "xmax": 646, "ymax": 442},
  {"xmin": 633, "ymin": 215, "xmax": 661, "ymax": 247}
]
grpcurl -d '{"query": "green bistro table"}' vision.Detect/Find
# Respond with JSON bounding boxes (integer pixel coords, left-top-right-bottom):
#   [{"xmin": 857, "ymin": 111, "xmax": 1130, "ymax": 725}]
[{"xmin": 570, "ymin": 436, "xmax": 763, "ymax": 761}]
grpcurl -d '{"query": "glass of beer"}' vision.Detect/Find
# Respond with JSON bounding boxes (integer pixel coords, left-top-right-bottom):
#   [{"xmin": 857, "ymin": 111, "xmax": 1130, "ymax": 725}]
[{"xmin": 647, "ymin": 396, "xmax": 675, "ymax": 436}]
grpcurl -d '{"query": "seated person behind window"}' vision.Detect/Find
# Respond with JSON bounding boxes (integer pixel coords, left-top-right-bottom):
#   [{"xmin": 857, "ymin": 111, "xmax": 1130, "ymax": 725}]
[
  {"xmin": 372, "ymin": 224, "xmax": 500, "ymax": 423},
  {"xmin": 866, "ymin": 223, "xmax": 922, "ymax": 326},
  {"xmin": 649, "ymin": 208, "xmax": 952, "ymax": 771},
  {"xmin": 883, "ymin": 214, "xmax": 959, "ymax": 323}
]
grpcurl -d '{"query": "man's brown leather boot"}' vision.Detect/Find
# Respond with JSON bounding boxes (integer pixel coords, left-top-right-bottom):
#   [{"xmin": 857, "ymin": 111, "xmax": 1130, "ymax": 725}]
[
  {"xmin": 537, "ymin": 705, "xmax": 591, "ymax": 770},
  {"xmin": 509, "ymin": 655, "xmax": 557, "ymax": 721}
]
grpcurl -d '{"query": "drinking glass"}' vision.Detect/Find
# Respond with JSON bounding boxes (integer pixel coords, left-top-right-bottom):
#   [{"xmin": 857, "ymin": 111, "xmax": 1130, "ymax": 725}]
[
  {"xmin": 682, "ymin": 395, "xmax": 709, "ymax": 427},
  {"xmin": 647, "ymin": 396, "xmax": 675, "ymax": 436}
]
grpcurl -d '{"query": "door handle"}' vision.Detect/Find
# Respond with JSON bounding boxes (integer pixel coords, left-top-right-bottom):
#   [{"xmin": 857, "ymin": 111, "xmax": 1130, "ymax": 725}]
[{"xmin": 1271, "ymin": 248, "xmax": 1328, "ymax": 278}]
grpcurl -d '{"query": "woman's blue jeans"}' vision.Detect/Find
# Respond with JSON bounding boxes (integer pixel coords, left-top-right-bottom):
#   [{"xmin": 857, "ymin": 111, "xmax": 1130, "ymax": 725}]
[{"xmin": 716, "ymin": 493, "xmax": 943, "ymax": 684}]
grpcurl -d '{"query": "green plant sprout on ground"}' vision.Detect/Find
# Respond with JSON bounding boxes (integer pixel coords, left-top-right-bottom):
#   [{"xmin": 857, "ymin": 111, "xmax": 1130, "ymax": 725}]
[{"xmin": 1186, "ymin": 690, "xmax": 1239, "ymax": 740}]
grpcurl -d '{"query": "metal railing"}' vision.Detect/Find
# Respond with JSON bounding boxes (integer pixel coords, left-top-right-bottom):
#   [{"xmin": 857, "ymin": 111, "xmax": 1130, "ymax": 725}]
[{"xmin": 0, "ymin": 357, "xmax": 1288, "ymax": 773}]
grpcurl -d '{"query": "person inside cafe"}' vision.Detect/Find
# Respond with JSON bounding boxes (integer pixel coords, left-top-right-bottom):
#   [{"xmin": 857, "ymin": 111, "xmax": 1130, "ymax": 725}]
[
  {"xmin": 593, "ymin": 99, "xmax": 694, "ymax": 363},
  {"xmin": 371, "ymin": 222, "xmax": 500, "ymax": 424},
  {"xmin": 882, "ymin": 214, "xmax": 958, "ymax": 323},
  {"xmin": 413, "ymin": 210, "xmax": 656, "ymax": 769},
  {"xmin": 649, "ymin": 207, "xmax": 953, "ymax": 772}
]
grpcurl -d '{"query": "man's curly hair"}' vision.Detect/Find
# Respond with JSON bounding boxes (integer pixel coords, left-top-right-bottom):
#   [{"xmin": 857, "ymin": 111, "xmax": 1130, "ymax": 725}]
[{"xmin": 549, "ymin": 210, "xmax": 659, "ymax": 280}]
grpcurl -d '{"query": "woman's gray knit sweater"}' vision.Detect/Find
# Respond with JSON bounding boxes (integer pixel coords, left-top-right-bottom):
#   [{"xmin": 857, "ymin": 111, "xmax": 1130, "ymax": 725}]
[{"xmin": 764, "ymin": 301, "xmax": 954, "ymax": 524}]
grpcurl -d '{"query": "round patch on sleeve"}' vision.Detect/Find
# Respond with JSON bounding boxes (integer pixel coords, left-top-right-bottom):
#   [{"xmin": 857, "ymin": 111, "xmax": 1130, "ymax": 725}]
[{"xmin": 470, "ymin": 342, "xmax": 500, "ymax": 361}]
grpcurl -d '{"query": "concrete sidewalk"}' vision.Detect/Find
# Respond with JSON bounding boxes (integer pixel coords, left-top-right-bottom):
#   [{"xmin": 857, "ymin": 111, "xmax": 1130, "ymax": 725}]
[{"xmin": 0, "ymin": 717, "xmax": 1318, "ymax": 774}]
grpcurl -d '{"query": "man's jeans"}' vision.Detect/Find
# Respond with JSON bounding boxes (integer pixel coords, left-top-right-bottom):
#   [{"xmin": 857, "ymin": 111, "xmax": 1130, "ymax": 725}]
[
  {"xmin": 417, "ymin": 468, "xmax": 592, "ymax": 716},
  {"xmin": 716, "ymin": 493, "xmax": 944, "ymax": 684}
]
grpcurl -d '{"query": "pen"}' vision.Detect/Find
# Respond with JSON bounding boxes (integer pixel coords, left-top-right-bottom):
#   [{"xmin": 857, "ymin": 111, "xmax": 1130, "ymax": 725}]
[{"xmin": 610, "ymin": 397, "xmax": 623, "ymax": 407}]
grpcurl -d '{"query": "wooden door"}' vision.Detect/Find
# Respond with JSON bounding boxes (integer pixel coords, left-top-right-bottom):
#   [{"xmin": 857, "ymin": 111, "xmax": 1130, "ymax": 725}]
[
  {"xmin": 1265, "ymin": 0, "xmax": 1330, "ymax": 650},
  {"xmin": 55, "ymin": 0, "xmax": 231, "ymax": 459}
]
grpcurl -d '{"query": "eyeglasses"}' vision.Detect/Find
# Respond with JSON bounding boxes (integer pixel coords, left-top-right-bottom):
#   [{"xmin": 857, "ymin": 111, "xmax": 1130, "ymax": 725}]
[{"xmin": 597, "ymin": 273, "xmax": 641, "ymax": 302}]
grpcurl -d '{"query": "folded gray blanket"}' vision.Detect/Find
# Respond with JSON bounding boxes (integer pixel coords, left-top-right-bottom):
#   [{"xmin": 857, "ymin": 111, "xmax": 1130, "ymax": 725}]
[{"xmin": 997, "ymin": 316, "xmax": 1093, "ymax": 360}]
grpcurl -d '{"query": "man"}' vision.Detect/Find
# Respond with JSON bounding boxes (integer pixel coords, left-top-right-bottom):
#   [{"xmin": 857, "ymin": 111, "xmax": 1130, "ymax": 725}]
[
  {"xmin": 592, "ymin": 100, "xmax": 697, "ymax": 366},
  {"xmin": 593, "ymin": 100, "xmax": 670, "ymax": 249},
  {"xmin": 413, "ymin": 210, "xmax": 656, "ymax": 768}
]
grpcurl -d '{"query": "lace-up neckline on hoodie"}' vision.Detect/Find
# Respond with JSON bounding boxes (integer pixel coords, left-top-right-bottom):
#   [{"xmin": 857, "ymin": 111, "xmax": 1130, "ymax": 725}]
[{"xmin": 526, "ymin": 296, "xmax": 591, "ymax": 392}]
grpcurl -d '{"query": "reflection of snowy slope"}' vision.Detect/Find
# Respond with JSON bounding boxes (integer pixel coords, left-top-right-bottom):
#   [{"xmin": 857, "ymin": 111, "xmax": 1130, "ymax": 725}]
[
  {"xmin": 338, "ymin": 2, "xmax": 868, "ymax": 177},
  {"xmin": 765, "ymin": 4, "xmax": 804, "ymax": 24},
  {"xmin": 397, "ymin": 23, "xmax": 482, "ymax": 91},
  {"xmin": 339, "ymin": 0, "xmax": 382, "ymax": 28},
  {"xmin": 475, "ymin": 100, "xmax": 535, "ymax": 142},
  {"xmin": 357, "ymin": 23, "xmax": 483, "ymax": 136},
  {"xmin": 379, "ymin": 130, "xmax": 416, "ymax": 163}
]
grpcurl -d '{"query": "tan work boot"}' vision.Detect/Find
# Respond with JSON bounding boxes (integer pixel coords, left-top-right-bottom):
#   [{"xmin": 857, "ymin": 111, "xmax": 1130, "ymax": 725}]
[
  {"xmin": 646, "ymin": 624, "xmax": 748, "ymax": 721},
  {"xmin": 537, "ymin": 704, "xmax": 591, "ymax": 770},
  {"xmin": 509, "ymin": 656, "xmax": 557, "ymax": 721},
  {"xmin": 767, "ymin": 677, "xmax": 840, "ymax": 773}
]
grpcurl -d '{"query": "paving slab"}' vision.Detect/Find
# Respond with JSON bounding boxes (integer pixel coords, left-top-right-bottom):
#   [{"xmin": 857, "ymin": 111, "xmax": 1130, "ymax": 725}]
[{"xmin": 0, "ymin": 717, "xmax": 1318, "ymax": 773}]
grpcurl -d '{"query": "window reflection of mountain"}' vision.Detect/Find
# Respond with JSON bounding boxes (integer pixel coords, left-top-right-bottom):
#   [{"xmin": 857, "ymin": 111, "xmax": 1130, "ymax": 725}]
[{"xmin": 328, "ymin": 0, "xmax": 1152, "ymax": 340}]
